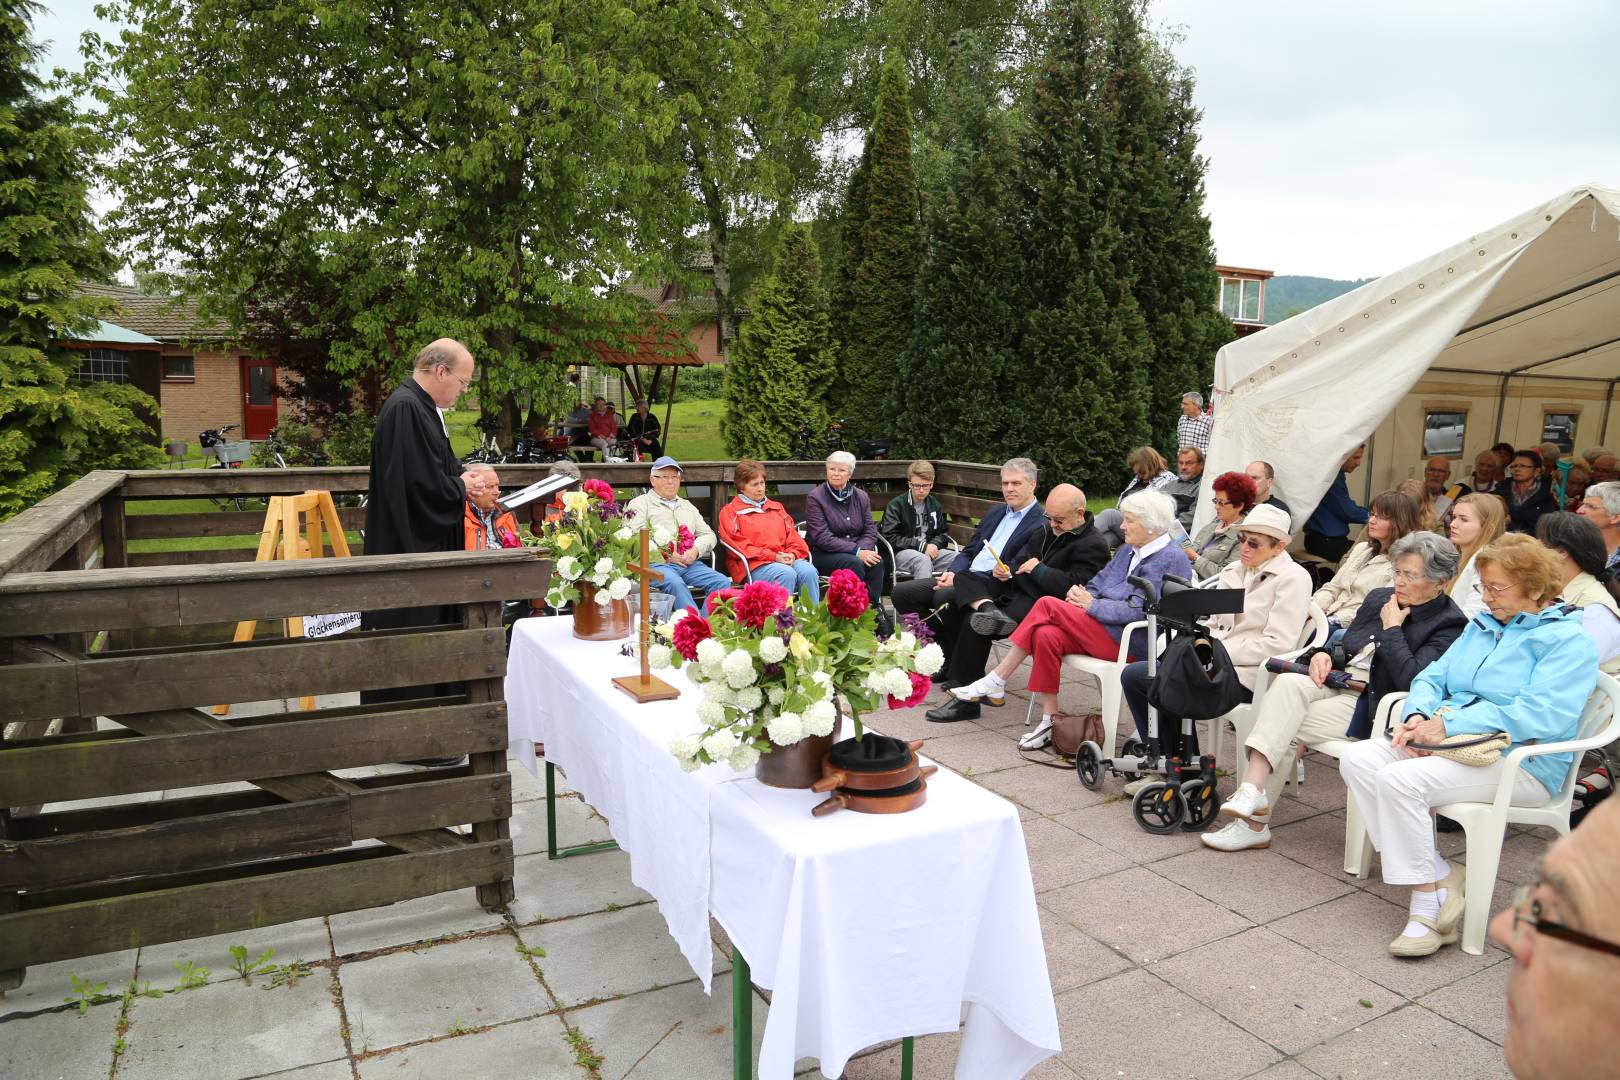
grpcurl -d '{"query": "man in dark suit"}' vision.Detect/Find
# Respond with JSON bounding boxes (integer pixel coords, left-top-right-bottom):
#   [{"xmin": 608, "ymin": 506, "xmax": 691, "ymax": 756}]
[
  {"xmin": 924, "ymin": 484, "xmax": 1109, "ymax": 724},
  {"xmin": 891, "ymin": 458, "xmax": 1046, "ymax": 681}
]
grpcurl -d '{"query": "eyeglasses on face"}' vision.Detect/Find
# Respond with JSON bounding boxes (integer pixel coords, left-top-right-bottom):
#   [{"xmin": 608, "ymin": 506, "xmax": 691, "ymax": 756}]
[
  {"xmin": 1211, "ymin": 497, "xmax": 1234, "ymax": 507},
  {"xmin": 1392, "ymin": 569, "xmax": 1427, "ymax": 583},
  {"xmin": 909, "ymin": 482, "xmax": 934, "ymax": 492},
  {"xmin": 1481, "ymin": 581, "xmax": 1515, "ymax": 597},
  {"xmin": 1508, "ymin": 884, "xmax": 1620, "ymax": 959},
  {"xmin": 1238, "ymin": 534, "xmax": 1269, "ymax": 549},
  {"xmin": 439, "ymin": 365, "xmax": 470, "ymax": 390},
  {"xmin": 1510, "ymin": 462, "xmax": 1536, "ymax": 470}
]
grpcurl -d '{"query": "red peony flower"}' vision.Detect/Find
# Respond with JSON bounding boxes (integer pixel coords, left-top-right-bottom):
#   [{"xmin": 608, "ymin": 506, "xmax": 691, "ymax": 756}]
[
  {"xmin": 498, "ymin": 527, "xmax": 522, "ymax": 548},
  {"xmin": 826, "ymin": 568, "xmax": 870, "ymax": 619},
  {"xmin": 582, "ymin": 478, "xmax": 615, "ymax": 503},
  {"xmin": 733, "ymin": 580, "xmax": 791, "ymax": 629},
  {"xmin": 671, "ymin": 610, "xmax": 713, "ymax": 661},
  {"xmin": 886, "ymin": 671, "xmax": 932, "ymax": 710}
]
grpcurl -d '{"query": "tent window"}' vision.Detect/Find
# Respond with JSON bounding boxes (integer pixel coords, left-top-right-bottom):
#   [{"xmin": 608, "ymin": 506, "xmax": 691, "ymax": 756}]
[
  {"xmin": 1423, "ymin": 411, "xmax": 1466, "ymax": 457},
  {"xmin": 1541, "ymin": 412, "xmax": 1577, "ymax": 454}
]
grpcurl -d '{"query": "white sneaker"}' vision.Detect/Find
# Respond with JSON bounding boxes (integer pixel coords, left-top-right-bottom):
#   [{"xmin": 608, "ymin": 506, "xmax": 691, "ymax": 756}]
[
  {"xmin": 1019, "ymin": 716, "xmax": 1054, "ymax": 750},
  {"xmin": 1201, "ymin": 818, "xmax": 1272, "ymax": 851},
  {"xmin": 1122, "ymin": 776, "xmax": 1153, "ymax": 796},
  {"xmin": 950, "ymin": 674, "xmax": 1006, "ymax": 706},
  {"xmin": 1219, "ymin": 781, "xmax": 1270, "ymax": 821}
]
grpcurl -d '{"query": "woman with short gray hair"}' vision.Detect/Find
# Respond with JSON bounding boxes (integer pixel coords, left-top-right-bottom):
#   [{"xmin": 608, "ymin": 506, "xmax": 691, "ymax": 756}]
[
  {"xmin": 805, "ymin": 449, "xmax": 889, "ymax": 632},
  {"xmin": 1202, "ymin": 530, "xmax": 1469, "ymax": 852}
]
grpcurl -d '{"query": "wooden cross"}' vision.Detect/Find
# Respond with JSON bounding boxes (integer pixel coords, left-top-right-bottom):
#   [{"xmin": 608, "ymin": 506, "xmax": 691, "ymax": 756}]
[{"xmin": 613, "ymin": 525, "xmax": 681, "ymax": 703}]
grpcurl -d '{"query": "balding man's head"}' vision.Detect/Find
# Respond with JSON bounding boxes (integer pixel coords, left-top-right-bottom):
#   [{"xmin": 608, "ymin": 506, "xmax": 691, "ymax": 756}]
[
  {"xmin": 1245, "ymin": 460, "xmax": 1275, "ymax": 501},
  {"xmin": 1044, "ymin": 483, "xmax": 1086, "ymax": 535},
  {"xmin": 1423, "ymin": 456, "xmax": 1451, "ymax": 495},
  {"xmin": 413, "ymin": 338, "xmax": 475, "ymax": 408},
  {"xmin": 467, "ymin": 465, "xmax": 500, "ymax": 511}
]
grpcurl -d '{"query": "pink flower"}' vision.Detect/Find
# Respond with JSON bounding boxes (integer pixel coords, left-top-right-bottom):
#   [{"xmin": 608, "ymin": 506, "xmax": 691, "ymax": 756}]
[
  {"xmin": 582, "ymin": 478, "xmax": 615, "ymax": 503},
  {"xmin": 671, "ymin": 610, "xmax": 713, "ymax": 661},
  {"xmin": 733, "ymin": 580, "xmax": 791, "ymax": 629},
  {"xmin": 665, "ymin": 524, "xmax": 696, "ymax": 560},
  {"xmin": 498, "ymin": 527, "xmax": 522, "ymax": 548},
  {"xmin": 886, "ymin": 671, "xmax": 932, "ymax": 710},
  {"xmin": 826, "ymin": 568, "xmax": 870, "ymax": 620}
]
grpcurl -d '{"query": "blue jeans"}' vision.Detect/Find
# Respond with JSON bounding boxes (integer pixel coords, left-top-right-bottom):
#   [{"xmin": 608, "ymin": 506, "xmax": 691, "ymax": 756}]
[
  {"xmin": 751, "ymin": 560, "xmax": 821, "ymax": 603},
  {"xmin": 651, "ymin": 560, "xmax": 733, "ymax": 614}
]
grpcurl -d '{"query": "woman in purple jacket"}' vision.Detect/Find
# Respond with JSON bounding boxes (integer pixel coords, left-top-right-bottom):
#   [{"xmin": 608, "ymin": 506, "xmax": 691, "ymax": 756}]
[{"xmin": 805, "ymin": 451, "xmax": 889, "ymax": 628}]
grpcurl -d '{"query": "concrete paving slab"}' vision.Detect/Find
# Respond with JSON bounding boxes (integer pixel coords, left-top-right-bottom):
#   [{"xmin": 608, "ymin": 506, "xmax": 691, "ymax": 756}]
[
  {"xmin": 1415, "ymin": 961, "xmax": 1511, "ymax": 1046},
  {"xmin": 569, "ymin": 971, "xmax": 766, "ymax": 1080},
  {"xmin": 0, "ymin": 946, "xmax": 137, "ymax": 1018},
  {"xmin": 1152, "ymin": 847, "xmax": 1356, "ymax": 925},
  {"xmin": 1049, "ymin": 801, "xmax": 1208, "ymax": 863},
  {"xmin": 1297, "ymin": 1003, "xmax": 1511, "ymax": 1079},
  {"xmin": 517, "ymin": 905, "xmax": 722, "ymax": 1009},
  {"xmin": 1053, "ymin": 968, "xmax": 1281, "ymax": 1080},
  {"xmin": 505, "ymin": 848, "xmax": 654, "ymax": 925},
  {"xmin": 975, "ymin": 763, "xmax": 1113, "ymax": 816},
  {"xmin": 119, "ymin": 968, "xmax": 346, "ymax": 1080},
  {"xmin": 915, "ymin": 727, "xmax": 1030, "ymax": 777},
  {"xmin": 0, "ymin": 999, "xmax": 120, "ymax": 1080},
  {"xmin": 1021, "ymin": 816, "xmax": 1135, "ymax": 894},
  {"xmin": 1039, "ymin": 915, "xmax": 1133, "ymax": 993},
  {"xmin": 338, "ymin": 930, "xmax": 551, "ymax": 1052},
  {"xmin": 355, "ymin": 1014, "xmax": 578, "ymax": 1079},
  {"xmin": 328, "ymin": 887, "xmax": 506, "ymax": 956},
  {"xmin": 1268, "ymin": 891, "xmax": 1501, "ymax": 999},
  {"xmin": 1155, "ymin": 926, "xmax": 1401, "ymax": 1055},
  {"xmin": 1238, "ymin": 1062, "xmax": 1326, "ymax": 1080},
  {"xmin": 1285, "ymin": 764, "xmax": 1350, "ymax": 812},
  {"xmin": 841, "ymin": 1030, "xmax": 976, "ymax": 1080},
  {"xmin": 1040, "ymin": 866, "xmax": 1252, "ymax": 963},
  {"xmin": 136, "ymin": 917, "xmax": 332, "ymax": 990},
  {"xmin": 509, "ymin": 757, "xmax": 549, "ymax": 801},
  {"xmin": 1267, "ymin": 811, "xmax": 1357, "ymax": 879},
  {"xmin": 260, "ymin": 1062, "xmax": 354, "ymax": 1080},
  {"xmin": 509, "ymin": 795, "xmax": 614, "ymax": 858}
]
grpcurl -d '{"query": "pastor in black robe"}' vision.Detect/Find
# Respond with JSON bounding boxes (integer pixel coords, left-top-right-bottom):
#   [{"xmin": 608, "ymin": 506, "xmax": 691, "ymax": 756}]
[{"xmin": 361, "ymin": 379, "xmax": 466, "ymax": 702}]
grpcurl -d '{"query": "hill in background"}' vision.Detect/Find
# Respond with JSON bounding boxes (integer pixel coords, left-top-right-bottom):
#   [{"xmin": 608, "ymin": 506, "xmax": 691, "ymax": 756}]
[{"xmin": 1264, "ymin": 275, "xmax": 1374, "ymax": 324}]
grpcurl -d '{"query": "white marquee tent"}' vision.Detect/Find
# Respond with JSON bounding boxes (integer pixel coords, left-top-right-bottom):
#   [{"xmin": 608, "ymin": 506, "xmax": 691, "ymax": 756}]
[{"xmin": 1196, "ymin": 183, "xmax": 1620, "ymax": 535}]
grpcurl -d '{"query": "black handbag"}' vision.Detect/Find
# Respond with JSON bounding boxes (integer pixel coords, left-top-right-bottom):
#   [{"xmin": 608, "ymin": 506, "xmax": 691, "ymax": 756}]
[{"xmin": 1148, "ymin": 634, "xmax": 1247, "ymax": 720}]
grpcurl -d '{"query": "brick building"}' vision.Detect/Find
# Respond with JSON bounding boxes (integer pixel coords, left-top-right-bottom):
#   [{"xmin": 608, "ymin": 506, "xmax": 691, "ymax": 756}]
[
  {"xmin": 1215, "ymin": 264, "xmax": 1274, "ymax": 337},
  {"xmin": 626, "ymin": 250, "xmax": 744, "ymax": 365}
]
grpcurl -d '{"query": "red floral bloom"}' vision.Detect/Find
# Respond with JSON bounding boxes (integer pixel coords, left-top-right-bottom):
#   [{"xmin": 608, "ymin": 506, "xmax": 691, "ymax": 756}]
[
  {"xmin": 826, "ymin": 568, "xmax": 870, "ymax": 619},
  {"xmin": 886, "ymin": 671, "xmax": 932, "ymax": 710},
  {"xmin": 671, "ymin": 610, "xmax": 713, "ymax": 661},
  {"xmin": 498, "ymin": 527, "xmax": 522, "ymax": 548},
  {"xmin": 665, "ymin": 524, "xmax": 696, "ymax": 560},
  {"xmin": 582, "ymin": 478, "xmax": 615, "ymax": 503},
  {"xmin": 733, "ymin": 580, "xmax": 791, "ymax": 629}
]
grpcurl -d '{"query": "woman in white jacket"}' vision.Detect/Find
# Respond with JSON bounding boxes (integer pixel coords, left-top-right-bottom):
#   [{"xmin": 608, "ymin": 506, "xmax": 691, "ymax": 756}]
[{"xmin": 1446, "ymin": 493, "xmax": 1507, "ymax": 620}]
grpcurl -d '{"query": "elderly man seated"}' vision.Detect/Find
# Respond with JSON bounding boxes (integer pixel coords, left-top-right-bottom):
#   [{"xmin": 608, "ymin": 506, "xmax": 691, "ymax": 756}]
[
  {"xmin": 623, "ymin": 456, "xmax": 731, "ymax": 613},
  {"xmin": 1422, "ymin": 456, "xmax": 1466, "ymax": 521},
  {"xmin": 1592, "ymin": 451, "xmax": 1619, "ymax": 484},
  {"xmin": 1467, "ymin": 449, "xmax": 1503, "ymax": 495},
  {"xmin": 1575, "ymin": 480, "xmax": 1620, "ymax": 570},
  {"xmin": 923, "ymin": 484, "xmax": 1108, "ymax": 732},
  {"xmin": 892, "ymin": 457, "xmax": 1046, "ymax": 669},
  {"xmin": 1163, "ymin": 446, "xmax": 1205, "ymax": 532},
  {"xmin": 1246, "ymin": 459, "xmax": 1289, "ymax": 515},
  {"xmin": 879, "ymin": 460, "xmax": 957, "ymax": 582}
]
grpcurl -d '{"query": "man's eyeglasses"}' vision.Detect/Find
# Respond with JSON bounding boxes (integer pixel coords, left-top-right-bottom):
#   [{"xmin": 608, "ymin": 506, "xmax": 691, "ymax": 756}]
[
  {"xmin": 440, "ymin": 366, "xmax": 470, "ymax": 391},
  {"xmin": 1510, "ymin": 462, "xmax": 1536, "ymax": 470},
  {"xmin": 1508, "ymin": 884, "xmax": 1620, "ymax": 959},
  {"xmin": 909, "ymin": 483, "xmax": 934, "ymax": 493}
]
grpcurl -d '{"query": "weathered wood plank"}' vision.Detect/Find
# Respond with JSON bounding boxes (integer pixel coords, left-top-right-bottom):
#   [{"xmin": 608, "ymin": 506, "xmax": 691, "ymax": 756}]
[
  {"xmin": 0, "ymin": 796, "xmax": 351, "ymax": 890},
  {"xmin": 348, "ymin": 772, "xmax": 511, "ymax": 838},
  {"xmin": 934, "ymin": 492, "xmax": 999, "ymax": 521},
  {"xmin": 0, "ymin": 700, "xmax": 506, "ymax": 803},
  {"xmin": 462, "ymin": 600, "xmax": 514, "ymax": 910},
  {"xmin": 125, "ymin": 507, "xmax": 365, "ymax": 540},
  {"xmin": 0, "ymin": 841, "xmax": 510, "ymax": 969},
  {"xmin": 128, "ymin": 545, "xmax": 360, "ymax": 567},
  {"xmin": 100, "ymin": 492, "xmax": 127, "ymax": 570},
  {"xmin": 119, "ymin": 468, "xmax": 370, "ymax": 498},
  {"xmin": 0, "ymin": 471, "xmax": 124, "ymax": 576}
]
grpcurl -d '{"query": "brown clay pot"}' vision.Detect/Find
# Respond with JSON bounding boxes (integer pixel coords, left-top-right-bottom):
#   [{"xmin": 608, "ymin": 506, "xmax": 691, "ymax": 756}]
[
  {"xmin": 572, "ymin": 582, "xmax": 631, "ymax": 640},
  {"xmin": 755, "ymin": 708, "xmax": 844, "ymax": 789}
]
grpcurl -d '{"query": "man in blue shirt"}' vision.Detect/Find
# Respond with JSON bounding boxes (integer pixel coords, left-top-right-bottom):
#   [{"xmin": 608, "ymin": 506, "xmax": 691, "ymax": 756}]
[{"xmin": 1304, "ymin": 444, "xmax": 1369, "ymax": 564}]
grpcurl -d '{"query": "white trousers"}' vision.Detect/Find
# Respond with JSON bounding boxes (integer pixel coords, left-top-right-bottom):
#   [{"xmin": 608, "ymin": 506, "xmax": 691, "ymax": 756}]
[
  {"xmin": 1243, "ymin": 674, "xmax": 1359, "ymax": 804},
  {"xmin": 893, "ymin": 546, "xmax": 957, "ymax": 581},
  {"xmin": 1339, "ymin": 737, "xmax": 1549, "ymax": 886}
]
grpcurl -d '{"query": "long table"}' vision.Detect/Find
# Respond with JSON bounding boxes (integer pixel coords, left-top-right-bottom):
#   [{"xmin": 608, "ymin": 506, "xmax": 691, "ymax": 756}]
[{"xmin": 507, "ymin": 616, "xmax": 1060, "ymax": 1079}]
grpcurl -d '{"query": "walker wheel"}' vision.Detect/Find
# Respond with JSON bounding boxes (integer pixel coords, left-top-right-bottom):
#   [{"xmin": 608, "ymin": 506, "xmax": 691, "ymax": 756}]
[
  {"xmin": 1181, "ymin": 778, "xmax": 1220, "ymax": 830},
  {"xmin": 1075, "ymin": 741, "xmax": 1104, "ymax": 789},
  {"xmin": 1121, "ymin": 737, "xmax": 1146, "ymax": 759},
  {"xmin": 1131, "ymin": 782, "xmax": 1186, "ymax": 834}
]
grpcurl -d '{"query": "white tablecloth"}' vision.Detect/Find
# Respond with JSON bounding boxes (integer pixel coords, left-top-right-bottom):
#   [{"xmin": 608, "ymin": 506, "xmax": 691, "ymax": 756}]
[{"xmin": 506, "ymin": 617, "xmax": 1061, "ymax": 1079}]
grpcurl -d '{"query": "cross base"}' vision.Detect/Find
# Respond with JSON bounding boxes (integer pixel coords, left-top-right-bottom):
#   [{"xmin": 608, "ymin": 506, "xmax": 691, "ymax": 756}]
[{"xmin": 612, "ymin": 673, "xmax": 681, "ymax": 703}]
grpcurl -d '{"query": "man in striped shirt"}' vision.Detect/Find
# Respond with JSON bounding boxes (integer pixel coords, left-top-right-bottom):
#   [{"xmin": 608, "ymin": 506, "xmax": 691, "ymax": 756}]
[{"xmin": 1177, "ymin": 392, "xmax": 1212, "ymax": 454}]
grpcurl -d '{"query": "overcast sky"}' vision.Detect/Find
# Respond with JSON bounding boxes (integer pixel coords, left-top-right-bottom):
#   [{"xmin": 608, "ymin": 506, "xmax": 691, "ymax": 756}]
[{"xmin": 34, "ymin": 0, "xmax": 1620, "ymax": 281}]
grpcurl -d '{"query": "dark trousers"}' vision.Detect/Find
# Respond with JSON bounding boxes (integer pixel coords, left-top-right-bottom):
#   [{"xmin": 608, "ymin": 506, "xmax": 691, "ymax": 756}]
[
  {"xmin": 1303, "ymin": 531, "xmax": 1354, "ymax": 565},
  {"xmin": 1120, "ymin": 660, "xmax": 1252, "ymax": 762},
  {"xmin": 946, "ymin": 625, "xmax": 998, "ymax": 685},
  {"xmin": 812, "ymin": 551, "xmax": 887, "ymax": 604}
]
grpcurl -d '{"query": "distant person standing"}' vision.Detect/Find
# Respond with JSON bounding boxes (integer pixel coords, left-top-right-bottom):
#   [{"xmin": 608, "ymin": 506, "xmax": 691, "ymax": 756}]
[
  {"xmin": 1176, "ymin": 392, "xmax": 1212, "ymax": 455},
  {"xmin": 362, "ymin": 339, "xmax": 490, "ymax": 726},
  {"xmin": 1303, "ymin": 443, "xmax": 1369, "ymax": 564}
]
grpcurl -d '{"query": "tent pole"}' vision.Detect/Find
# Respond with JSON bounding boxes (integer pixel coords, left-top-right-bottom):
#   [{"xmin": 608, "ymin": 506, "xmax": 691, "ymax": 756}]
[
  {"xmin": 663, "ymin": 366, "xmax": 680, "ymax": 455},
  {"xmin": 1601, "ymin": 378, "xmax": 1618, "ymax": 445},
  {"xmin": 1491, "ymin": 374, "xmax": 1512, "ymax": 442}
]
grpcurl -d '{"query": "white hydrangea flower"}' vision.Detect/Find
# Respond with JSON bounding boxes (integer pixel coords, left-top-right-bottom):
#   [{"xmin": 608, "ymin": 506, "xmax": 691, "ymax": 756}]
[
  {"xmin": 677, "ymin": 755, "xmax": 702, "ymax": 772},
  {"xmin": 614, "ymin": 527, "xmax": 634, "ymax": 542},
  {"xmin": 556, "ymin": 556, "xmax": 581, "ymax": 581},
  {"xmin": 757, "ymin": 635, "xmax": 787, "ymax": 663},
  {"xmin": 648, "ymin": 644, "xmax": 673, "ymax": 670},
  {"xmin": 766, "ymin": 685, "xmax": 785, "ymax": 706},
  {"xmin": 810, "ymin": 670, "xmax": 832, "ymax": 687},
  {"xmin": 669, "ymin": 606, "xmax": 690, "ymax": 625},
  {"xmin": 701, "ymin": 727, "xmax": 740, "ymax": 760},
  {"xmin": 727, "ymin": 744, "xmax": 760, "ymax": 772},
  {"xmin": 669, "ymin": 734, "xmax": 700, "ymax": 761},
  {"xmin": 607, "ymin": 576, "xmax": 632, "ymax": 601},
  {"xmin": 884, "ymin": 667, "xmax": 914, "ymax": 697},
  {"xmin": 734, "ymin": 686, "xmax": 764, "ymax": 712},
  {"xmin": 898, "ymin": 631, "xmax": 917, "ymax": 651},
  {"xmin": 914, "ymin": 642, "xmax": 945, "ymax": 676},
  {"xmin": 696, "ymin": 701, "xmax": 726, "ymax": 726},
  {"xmin": 652, "ymin": 525, "xmax": 674, "ymax": 548},
  {"xmin": 863, "ymin": 669, "xmax": 889, "ymax": 693},
  {"xmin": 766, "ymin": 711, "xmax": 804, "ymax": 745},
  {"xmin": 803, "ymin": 699, "xmax": 837, "ymax": 737},
  {"xmin": 593, "ymin": 556, "xmax": 614, "ymax": 577},
  {"xmin": 722, "ymin": 648, "xmax": 757, "ymax": 688},
  {"xmin": 695, "ymin": 638, "xmax": 725, "ymax": 664},
  {"xmin": 703, "ymin": 681, "xmax": 735, "ymax": 706},
  {"xmin": 593, "ymin": 586, "xmax": 613, "ymax": 606},
  {"xmin": 700, "ymin": 657, "xmax": 725, "ymax": 681}
]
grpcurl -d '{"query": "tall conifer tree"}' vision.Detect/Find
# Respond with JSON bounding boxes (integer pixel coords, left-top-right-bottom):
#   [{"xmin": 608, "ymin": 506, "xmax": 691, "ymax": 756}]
[{"xmin": 721, "ymin": 224, "xmax": 835, "ymax": 460}]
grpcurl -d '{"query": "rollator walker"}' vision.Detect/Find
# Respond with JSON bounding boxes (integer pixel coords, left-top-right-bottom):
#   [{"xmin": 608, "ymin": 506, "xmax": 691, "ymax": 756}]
[{"xmin": 1074, "ymin": 574, "xmax": 1246, "ymax": 834}]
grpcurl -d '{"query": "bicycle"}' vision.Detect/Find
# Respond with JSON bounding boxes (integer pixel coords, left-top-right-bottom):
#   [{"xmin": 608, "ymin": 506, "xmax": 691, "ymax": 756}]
[
  {"xmin": 198, "ymin": 422, "xmax": 252, "ymax": 511},
  {"xmin": 794, "ymin": 418, "xmax": 849, "ymax": 461}
]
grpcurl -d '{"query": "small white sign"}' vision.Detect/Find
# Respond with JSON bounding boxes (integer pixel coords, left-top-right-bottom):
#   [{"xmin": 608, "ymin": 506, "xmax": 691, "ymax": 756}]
[{"xmin": 303, "ymin": 611, "xmax": 361, "ymax": 639}]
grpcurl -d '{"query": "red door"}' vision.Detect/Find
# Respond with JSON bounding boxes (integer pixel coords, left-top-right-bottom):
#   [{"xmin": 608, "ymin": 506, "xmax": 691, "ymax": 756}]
[{"xmin": 241, "ymin": 358, "xmax": 278, "ymax": 440}]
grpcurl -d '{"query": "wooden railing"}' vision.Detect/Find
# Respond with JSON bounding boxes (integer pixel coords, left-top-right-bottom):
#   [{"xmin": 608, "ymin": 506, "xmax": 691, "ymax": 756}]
[{"xmin": 0, "ymin": 459, "xmax": 1003, "ymax": 987}]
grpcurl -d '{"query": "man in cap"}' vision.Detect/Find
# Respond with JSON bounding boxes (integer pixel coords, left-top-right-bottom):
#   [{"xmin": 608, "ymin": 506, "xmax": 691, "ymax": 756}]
[
  {"xmin": 623, "ymin": 457, "xmax": 731, "ymax": 612},
  {"xmin": 1177, "ymin": 392, "xmax": 1212, "ymax": 455}
]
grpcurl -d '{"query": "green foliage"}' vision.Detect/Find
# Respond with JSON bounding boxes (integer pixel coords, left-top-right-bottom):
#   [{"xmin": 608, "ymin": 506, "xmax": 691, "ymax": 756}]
[
  {"xmin": 898, "ymin": 36, "xmax": 1024, "ymax": 461},
  {"xmin": 172, "ymin": 960, "xmax": 209, "ymax": 991},
  {"xmin": 0, "ymin": 0, "xmax": 161, "ymax": 521},
  {"xmin": 264, "ymin": 961, "xmax": 313, "ymax": 991},
  {"xmin": 228, "ymin": 944, "xmax": 277, "ymax": 983},
  {"xmin": 835, "ymin": 53, "xmax": 921, "ymax": 441},
  {"xmin": 325, "ymin": 411, "xmax": 377, "ymax": 467},
  {"xmin": 722, "ymin": 225, "xmax": 836, "ymax": 459},
  {"xmin": 64, "ymin": 972, "xmax": 114, "ymax": 1014},
  {"xmin": 514, "ymin": 943, "xmax": 547, "ymax": 960},
  {"xmin": 1263, "ymin": 276, "xmax": 1373, "ymax": 324}
]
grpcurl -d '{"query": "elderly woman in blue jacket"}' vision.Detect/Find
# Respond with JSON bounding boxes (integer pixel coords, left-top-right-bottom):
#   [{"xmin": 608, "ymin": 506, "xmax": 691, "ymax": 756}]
[{"xmin": 1339, "ymin": 534, "xmax": 1598, "ymax": 958}]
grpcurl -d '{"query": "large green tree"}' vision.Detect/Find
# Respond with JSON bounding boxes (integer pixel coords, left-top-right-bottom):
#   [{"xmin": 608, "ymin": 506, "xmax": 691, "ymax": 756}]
[
  {"xmin": 0, "ymin": 0, "xmax": 159, "ymax": 520},
  {"xmin": 834, "ymin": 53, "xmax": 920, "ymax": 441},
  {"xmin": 721, "ymin": 224, "xmax": 834, "ymax": 459}
]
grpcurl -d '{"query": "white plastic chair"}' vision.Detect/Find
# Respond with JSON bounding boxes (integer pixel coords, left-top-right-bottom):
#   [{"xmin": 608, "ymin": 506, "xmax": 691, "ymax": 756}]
[
  {"xmin": 1310, "ymin": 691, "xmax": 1406, "ymax": 878},
  {"xmin": 1207, "ymin": 602, "xmax": 1331, "ymax": 766},
  {"xmin": 1029, "ymin": 617, "xmax": 1158, "ymax": 759}
]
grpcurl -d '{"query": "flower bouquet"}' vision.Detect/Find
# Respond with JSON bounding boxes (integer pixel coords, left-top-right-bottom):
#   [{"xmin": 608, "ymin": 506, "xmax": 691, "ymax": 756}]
[
  {"xmin": 527, "ymin": 478, "xmax": 642, "ymax": 633},
  {"xmin": 652, "ymin": 569, "xmax": 944, "ymax": 776}
]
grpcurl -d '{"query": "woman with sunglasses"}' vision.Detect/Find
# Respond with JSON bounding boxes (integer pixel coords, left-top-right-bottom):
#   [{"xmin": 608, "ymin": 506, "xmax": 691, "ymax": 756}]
[
  {"xmin": 1181, "ymin": 471, "xmax": 1256, "ymax": 579},
  {"xmin": 1339, "ymin": 535, "xmax": 1597, "ymax": 957}
]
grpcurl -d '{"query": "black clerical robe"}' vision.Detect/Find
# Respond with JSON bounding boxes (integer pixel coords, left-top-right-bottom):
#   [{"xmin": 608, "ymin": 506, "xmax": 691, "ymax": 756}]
[{"xmin": 361, "ymin": 380, "xmax": 466, "ymax": 702}]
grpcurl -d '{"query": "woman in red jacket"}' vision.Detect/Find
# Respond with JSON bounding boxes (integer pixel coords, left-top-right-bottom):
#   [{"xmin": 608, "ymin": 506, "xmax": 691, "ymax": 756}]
[{"xmin": 717, "ymin": 459, "xmax": 821, "ymax": 602}]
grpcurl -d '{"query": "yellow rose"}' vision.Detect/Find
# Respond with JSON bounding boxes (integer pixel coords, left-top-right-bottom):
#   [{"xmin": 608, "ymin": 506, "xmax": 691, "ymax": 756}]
[
  {"xmin": 788, "ymin": 631, "xmax": 811, "ymax": 661},
  {"xmin": 562, "ymin": 490, "xmax": 589, "ymax": 514},
  {"xmin": 554, "ymin": 533, "xmax": 574, "ymax": 551}
]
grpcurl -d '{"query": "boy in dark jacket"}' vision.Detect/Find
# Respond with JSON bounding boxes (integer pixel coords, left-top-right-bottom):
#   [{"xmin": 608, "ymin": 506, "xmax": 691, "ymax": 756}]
[{"xmin": 879, "ymin": 460, "xmax": 956, "ymax": 581}]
